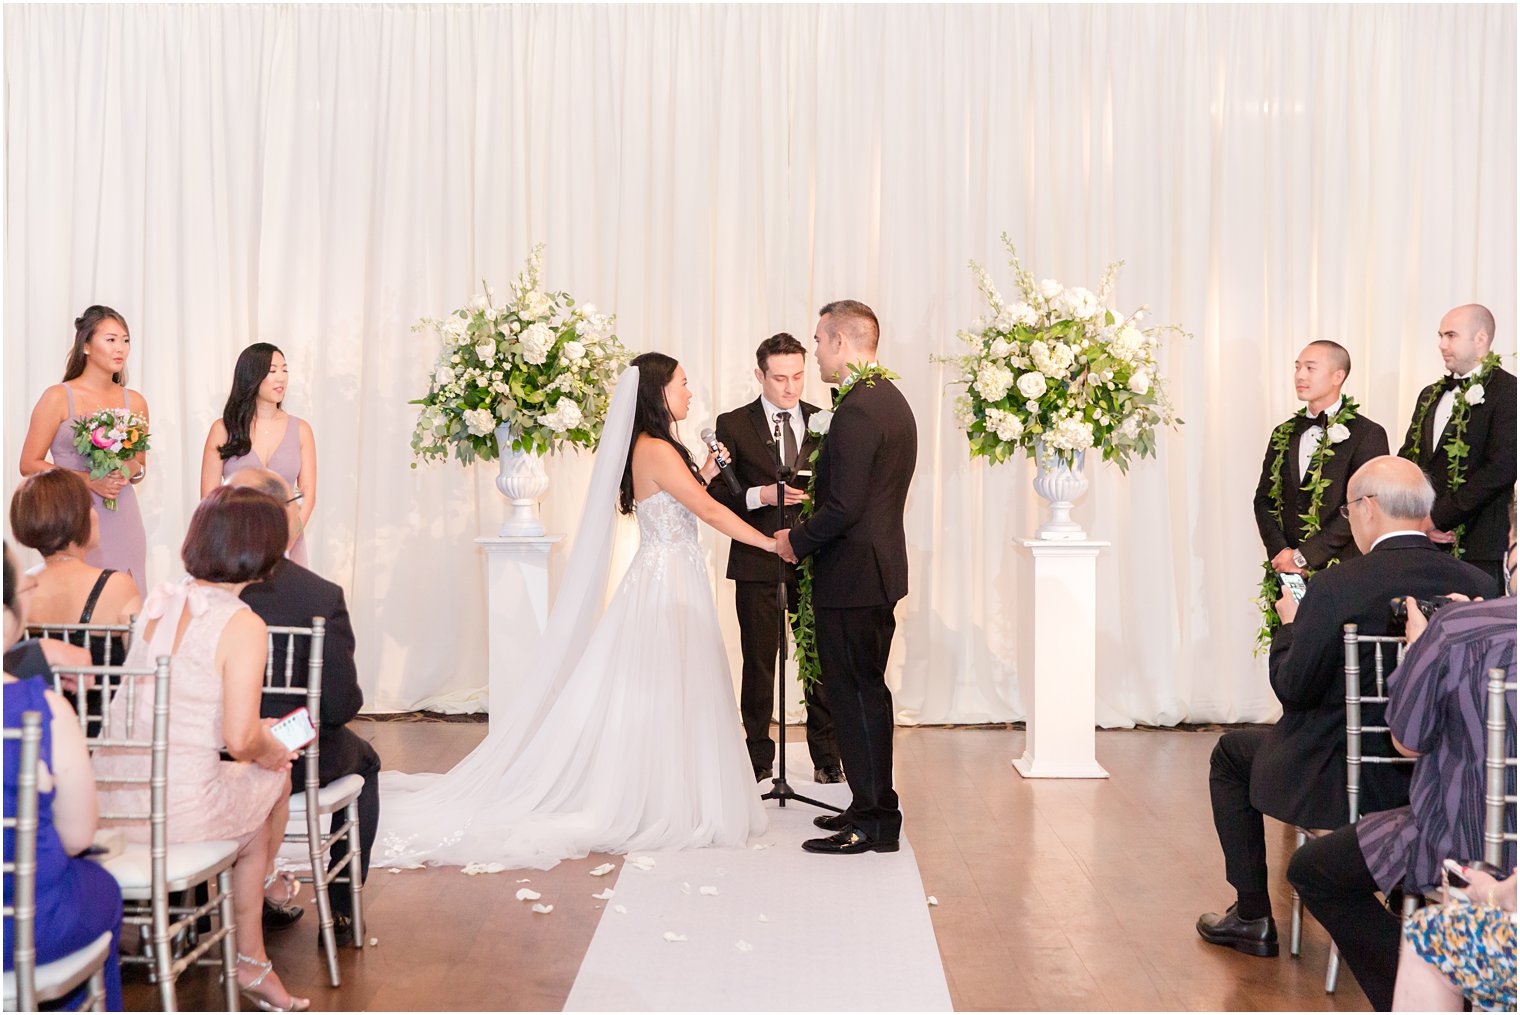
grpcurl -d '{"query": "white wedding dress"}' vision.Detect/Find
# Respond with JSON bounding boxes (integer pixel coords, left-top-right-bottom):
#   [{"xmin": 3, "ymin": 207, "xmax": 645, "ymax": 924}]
[{"xmin": 378, "ymin": 367, "xmax": 766, "ymax": 870}]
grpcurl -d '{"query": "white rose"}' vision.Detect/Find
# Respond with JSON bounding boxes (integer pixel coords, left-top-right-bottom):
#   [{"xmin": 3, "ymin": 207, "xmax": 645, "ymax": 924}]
[
  {"xmin": 1464, "ymin": 382, "xmax": 1486, "ymax": 406},
  {"xmin": 469, "ymin": 294, "xmax": 490, "ymax": 313},
  {"xmin": 1038, "ymin": 279, "xmax": 1064, "ymax": 301},
  {"xmin": 808, "ymin": 409, "xmax": 834, "ymax": 435},
  {"xmin": 974, "ymin": 362, "xmax": 1015, "ymax": 402},
  {"xmin": 988, "ymin": 338, "xmax": 1013, "ymax": 359},
  {"xmin": 463, "ymin": 407, "xmax": 496, "ymax": 437},
  {"xmin": 475, "ymin": 340, "xmax": 497, "ymax": 363},
  {"xmin": 539, "ymin": 398, "xmax": 585, "ymax": 434},
  {"xmin": 1127, "ymin": 370, "xmax": 1151, "ymax": 396},
  {"xmin": 562, "ymin": 340, "xmax": 587, "ymax": 362},
  {"xmin": 520, "ymin": 322, "xmax": 554, "ymax": 365},
  {"xmin": 1327, "ymin": 423, "xmax": 1350, "ymax": 444},
  {"xmin": 1009, "ymin": 302, "xmax": 1040, "ymax": 327},
  {"xmin": 434, "ymin": 365, "xmax": 456, "ymax": 387},
  {"xmin": 1016, "ymin": 372, "xmax": 1048, "ymax": 399},
  {"xmin": 442, "ymin": 316, "xmax": 468, "ymax": 340}
]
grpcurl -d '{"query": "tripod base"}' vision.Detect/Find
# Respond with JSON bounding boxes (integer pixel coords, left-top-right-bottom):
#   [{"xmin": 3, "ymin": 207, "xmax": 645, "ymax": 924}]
[{"xmin": 760, "ymin": 776, "xmax": 841, "ymax": 812}]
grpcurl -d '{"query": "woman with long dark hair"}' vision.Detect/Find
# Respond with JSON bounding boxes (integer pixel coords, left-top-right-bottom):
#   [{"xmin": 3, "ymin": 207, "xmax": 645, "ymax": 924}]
[
  {"xmin": 379, "ymin": 354, "xmax": 776, "ymax": 870},
  {"xmin": 19, "ymin": 306, "xmax": 150, "ymax": 594},
  {"xmin": 199, "ymin": 343, "xmax": 317, "ymax": 566}
]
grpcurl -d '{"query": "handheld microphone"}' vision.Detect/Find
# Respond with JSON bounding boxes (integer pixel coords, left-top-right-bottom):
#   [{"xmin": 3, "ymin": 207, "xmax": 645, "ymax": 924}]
[{"xmin": 699, "ymin": 427, "xmax": 744, "ymax": 495}]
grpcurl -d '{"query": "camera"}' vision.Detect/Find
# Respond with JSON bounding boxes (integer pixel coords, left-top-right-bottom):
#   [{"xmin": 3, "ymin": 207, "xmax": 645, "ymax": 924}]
[{"xmin": 1388, "ymin": 596, "xmax": 1454, "ymax": 622}]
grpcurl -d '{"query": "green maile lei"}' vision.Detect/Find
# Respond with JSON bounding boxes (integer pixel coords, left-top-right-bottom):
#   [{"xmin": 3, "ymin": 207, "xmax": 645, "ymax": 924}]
[
  {"xmin": 1400, "ymin": 351, "xmax": 1502, "ymax": 559},
  {"xmin": 1254, "ymin": 396, "xmax": 1360, "ymax": 651},
  {"xmin": 790, "ymin": 363, "xmax": 900, "ymax": 691}
]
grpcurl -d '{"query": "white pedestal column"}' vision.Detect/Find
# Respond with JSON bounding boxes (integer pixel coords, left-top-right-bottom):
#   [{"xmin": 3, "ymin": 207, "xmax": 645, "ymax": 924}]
[
  {"xmin": 1012, "ymin": 537, "xmax": 1111, "ymax": 779},
  {"xmin": 476, "ymin": 535, "xmax": 563, "ymax": 729}
]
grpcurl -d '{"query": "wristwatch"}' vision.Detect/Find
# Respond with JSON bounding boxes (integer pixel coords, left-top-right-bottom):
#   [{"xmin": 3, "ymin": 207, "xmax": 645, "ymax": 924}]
[{"xmin": 1292, "ymin": 549, "xmax": 1307, "ymax": 569}]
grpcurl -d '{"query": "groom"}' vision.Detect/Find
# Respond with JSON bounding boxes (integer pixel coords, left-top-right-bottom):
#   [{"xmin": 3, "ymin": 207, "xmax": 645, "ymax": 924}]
[{"xmin": 776, "ymin": 300, "xmax": 917, "ymax": 855}]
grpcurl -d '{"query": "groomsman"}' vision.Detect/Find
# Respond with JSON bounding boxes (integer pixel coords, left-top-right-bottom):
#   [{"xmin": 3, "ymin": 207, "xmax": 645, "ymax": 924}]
[
  {"xmin": 709, "ymin": 333, "xmax": 842, "ymax": 784},
  {"xmin": 1253, "ymin": 341, "xmax": 1388, "ymax": 574},
  {"xmin": 1399, "ymin": 304, "xmax": 1517, "ymax": 587}
]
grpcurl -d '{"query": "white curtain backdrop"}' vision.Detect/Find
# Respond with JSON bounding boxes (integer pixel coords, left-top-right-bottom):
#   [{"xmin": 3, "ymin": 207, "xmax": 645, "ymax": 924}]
[{"xmin": 4, "ymin": 4, "xmax": 1514, "ymax": 724}]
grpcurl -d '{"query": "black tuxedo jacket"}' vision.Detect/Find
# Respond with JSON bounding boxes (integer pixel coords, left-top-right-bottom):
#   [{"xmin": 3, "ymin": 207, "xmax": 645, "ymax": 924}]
[
  {"xmin": 1254, "ymin": 534, "xmax": 1498, "ymax": 829},
  {"xmin": 1251, "ymin": 410, "xmax": 1389, "ymax": 568},
  {"xmin": 710, "ymin": 398, "xmax": 821, "ymax": 583},
  {"xmin": 1398, "ymin": 366, "xmax": 1517, "ymax": 563},
  {"xmin": 241, "ymin": 558, "xmax": 368, "ymax": 787},
  {"xmin": 789, "ymin": 377, "xmax": 917, "ymax": 607}
]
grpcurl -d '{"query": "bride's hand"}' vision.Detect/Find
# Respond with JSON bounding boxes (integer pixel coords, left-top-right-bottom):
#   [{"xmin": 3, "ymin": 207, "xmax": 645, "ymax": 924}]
[{"xmin": 699, "ymin": 442, "xmax": 730, "ymax": 482}]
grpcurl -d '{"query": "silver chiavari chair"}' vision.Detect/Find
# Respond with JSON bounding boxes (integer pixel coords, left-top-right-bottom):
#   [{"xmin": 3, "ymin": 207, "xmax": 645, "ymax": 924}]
[
  {"xmin": 263, "ymin": 619, "xmax": 366, "ymax": 987},
  {"xmin": 25, "ymin": 621, "xmax": 132, "ymax": 667},
  {"xmin": 3, "ymin": 710, "xmax": 111, "ymax": 1011},
  {"xmin": 1484, "ymin": 667, "xmax": 1518, "ymax": 869},
  {"xmin": 62, "ymin": 657, "xmax": 241, "ymax": 1012}
]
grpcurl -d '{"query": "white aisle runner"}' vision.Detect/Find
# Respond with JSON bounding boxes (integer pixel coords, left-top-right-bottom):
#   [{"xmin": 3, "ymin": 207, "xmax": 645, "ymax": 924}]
[{"xmin": 564, "ymin": 747, "xmax": 952, "ymax": 1012}]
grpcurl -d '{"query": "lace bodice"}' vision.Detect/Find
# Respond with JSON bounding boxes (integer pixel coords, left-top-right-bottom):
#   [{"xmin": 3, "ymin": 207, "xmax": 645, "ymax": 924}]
[{"xmin": 633, "ymin": 490, "xmax": 699, "ymax": 548}]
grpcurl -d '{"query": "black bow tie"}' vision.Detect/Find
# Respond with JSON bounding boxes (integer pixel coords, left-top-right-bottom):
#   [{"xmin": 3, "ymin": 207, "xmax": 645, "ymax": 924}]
[
  {"xmin": 1294, "ymin": 411, "xmax": 1328, "ymax": 434},
  {"xmin": 1441, "ymin": 374, "xmax": 1464, "ymax": 392}
]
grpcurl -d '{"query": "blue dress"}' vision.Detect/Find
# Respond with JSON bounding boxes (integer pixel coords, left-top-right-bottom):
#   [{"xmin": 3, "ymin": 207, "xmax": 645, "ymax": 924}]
[{"xmin": 3, "ymin": 676, "xmax": 123, "ymax": 1010}]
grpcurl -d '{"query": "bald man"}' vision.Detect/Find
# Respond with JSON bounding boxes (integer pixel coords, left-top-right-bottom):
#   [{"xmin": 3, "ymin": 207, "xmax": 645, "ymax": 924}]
[
  {"xmin": 228, "ymin": 467, "xmax": 376, "ymax": 947},
  {"xmin": 1399, "ymin": 304, "xmax": 1517, "ymax": 587},
  {"xmin": 1197, "ymin": 457, "xmax": 1496, "ymax": 961}
]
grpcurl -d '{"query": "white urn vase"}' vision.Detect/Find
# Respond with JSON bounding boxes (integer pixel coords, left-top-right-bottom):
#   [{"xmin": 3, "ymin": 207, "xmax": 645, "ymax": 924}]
[
  {"xmin": 1032, "ymin": 438, "xmax": 1089, "ymax": 540},
  {"xmin": 494, "ymin": 423, "xmax": 549, "ymax": 538}
]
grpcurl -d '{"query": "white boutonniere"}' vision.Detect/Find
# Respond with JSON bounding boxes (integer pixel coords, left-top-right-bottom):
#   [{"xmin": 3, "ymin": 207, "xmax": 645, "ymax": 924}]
[
  {"xmin": 1463, "ymin": 382, "xmax": 1485, "ymax": 406},
  {"xmin": 1327, "ymin": 423, "xmax": 1350, "ymax": 444},
  {"xmin": 808, "ymin": 409, "xmax": 834, "ymax": 436}
]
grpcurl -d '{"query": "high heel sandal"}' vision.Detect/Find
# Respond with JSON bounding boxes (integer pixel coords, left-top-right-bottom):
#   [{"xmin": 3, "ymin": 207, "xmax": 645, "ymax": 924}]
[
  {"xmin": 264, "ymin": 870, "xmax": 304, "ymax": 928},
  {"xmin": 233, "ymin": 953, "xmax": 310, "ymax": 1013}
]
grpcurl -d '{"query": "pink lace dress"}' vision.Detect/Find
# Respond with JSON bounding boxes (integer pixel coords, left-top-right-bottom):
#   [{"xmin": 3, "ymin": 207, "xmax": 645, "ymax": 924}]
[{"xmin": 96, "ymin": 579, "xmax": 287, "ymax": 845}]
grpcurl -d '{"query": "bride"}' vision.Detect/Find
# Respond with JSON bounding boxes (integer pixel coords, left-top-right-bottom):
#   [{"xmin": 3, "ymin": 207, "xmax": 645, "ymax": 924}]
[{"xmin": 378, "ymin": 353, "xmax": 774, "ymax": 869}]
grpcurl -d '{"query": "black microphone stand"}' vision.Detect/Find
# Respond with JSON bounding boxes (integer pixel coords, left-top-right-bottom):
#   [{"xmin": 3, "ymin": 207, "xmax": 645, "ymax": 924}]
[{"xmin": 759, "ymin": 423, "xmax": 840, "ymax": 815}]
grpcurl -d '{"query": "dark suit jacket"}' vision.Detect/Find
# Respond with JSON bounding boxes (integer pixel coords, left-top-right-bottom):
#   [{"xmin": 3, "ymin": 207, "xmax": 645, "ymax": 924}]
[
  {"xmin": 789, "ymin": 377, "xmax": 917, "ymax": 607},
  {"xmin": 1398, "ymin": 366, "xmax": 1517, "ymax": 563},
  {"xmin": 240, "ymin": 559, "xmax": 368, "ymax": 787},
  {"xmin": 710, "ymin": 397, "xmax": 821, "ymax": 583},
  {"xmin": 1252, "ymin": 410, "xmax": 1389, "ymax": 568},
  {"xmin": 1253, "ymin": 534, "xmax": 1499, "ymax": 829}
]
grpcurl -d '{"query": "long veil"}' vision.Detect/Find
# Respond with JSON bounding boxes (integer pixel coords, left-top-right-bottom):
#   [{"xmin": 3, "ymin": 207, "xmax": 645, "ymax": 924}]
[{"xmin": 377, "ymin": 365, "xmax": 641, "ymax": 867}]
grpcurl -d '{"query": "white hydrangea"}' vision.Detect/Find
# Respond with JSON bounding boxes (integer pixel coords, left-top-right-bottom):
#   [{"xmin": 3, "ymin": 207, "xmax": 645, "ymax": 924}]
[
  {"xmin": 463, "ymin": 407, "xmax": 497, "ymax": 437},
  {"xmin": 1058, "ymin": 286, "xmax": 1101, "ymax": 321},
  {"xmin": 519, "ymin": 290, "xmax": 554, "ymax": 320},
  {"xmin": 1017, "ymin": 372, "xmax": 1048, "ymax": 399},
  {"xmin": 1009, "ymin": 302, "xmax": 1040, "ymax": 327},
  {"xmin": 1048, "ymin": 415, "xmax": 1096, "ymax": 452},
  {"xmin": 1029, "ymin": 340, "xmax": 1075, "ymax": 378},
  {"xmin": 1038, "ymin": 279, "xmax": 1064, "ymax": 301},
  {"xmin": 521, "ymin": 322, "xmax": 554, "ymax": 365},
  {"xmin": 985, "ymin": 407, "xmax": 1024, "ymax": 443},
  {"xmin": 441, "ymin": 316, "xmax": 468, "ymax": 341},
  {"xmin": 1108, "ymin": 324, "xmax": 1146, "ymax": 363},
  {"xmin": 987, "ymin": 337, "xmax": 1013, "ymax": 360},
  {"xmin": 539, "ymin": 398, "xmax": 585, "ymax": 433},
  {"xmin": 974, "ymin": 361, "xmax": 1015, "ymax": 402},
  {"xmin": 469, "ymin": 294, "xmax": 490, "ymax": 313},
  {"xmin": 434, "ymin": 365, "xmax": 456, "ymax": 387},
  {"xmin": 953, "ymin": 395, "xmax": 976, "ymax": 429},
  {"xmin": 1114, "ymin": 415, "xmax": 1142, "ymax": 441}
]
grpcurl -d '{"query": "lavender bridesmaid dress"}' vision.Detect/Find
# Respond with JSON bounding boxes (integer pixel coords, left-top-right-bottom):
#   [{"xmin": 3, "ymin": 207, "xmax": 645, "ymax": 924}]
[
  {"xmin": 48, "ymin": 385, "xmax": 147, "ymax": 595},
  {"xmin": 221, "ymin": 415, "xmax": 308, "ymax": 566}
]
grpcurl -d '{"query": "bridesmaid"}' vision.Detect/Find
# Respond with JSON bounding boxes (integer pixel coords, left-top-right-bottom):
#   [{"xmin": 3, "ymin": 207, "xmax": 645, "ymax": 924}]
[
  {"xmin": 19, "ymin": 306, "xmax": 149, "ymax": 595},
  {"xmin": 199, "ymin": 343, "xmax": 316, "ymax": 566}
]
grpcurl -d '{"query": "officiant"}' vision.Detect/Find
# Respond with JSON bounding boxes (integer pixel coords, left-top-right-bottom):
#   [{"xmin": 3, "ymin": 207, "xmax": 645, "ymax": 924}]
[{"xmin": 711, "ymin": 333, "xmax": 842, "ymax": 784}]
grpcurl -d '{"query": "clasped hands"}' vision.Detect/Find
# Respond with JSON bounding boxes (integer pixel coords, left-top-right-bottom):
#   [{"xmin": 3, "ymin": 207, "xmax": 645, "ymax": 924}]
[{"xmin": 774, "ymin": 529, "xmax": 798, "ymax": 564}]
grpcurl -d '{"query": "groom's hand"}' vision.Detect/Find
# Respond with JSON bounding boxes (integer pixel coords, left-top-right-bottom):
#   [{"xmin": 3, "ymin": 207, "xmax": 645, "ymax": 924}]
[
  {"xmin": 774, "ymin": 529, "xmax": 798, "ymax": 563},
  {"xmin": 759, "ymin": 484, "xmax": 808, "ymax": 507}
]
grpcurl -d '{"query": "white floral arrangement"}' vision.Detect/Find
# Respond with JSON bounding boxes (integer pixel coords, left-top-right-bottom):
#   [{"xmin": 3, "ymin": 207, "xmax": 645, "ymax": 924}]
[
  {"xmin": 410, "ymin": 245, "xmax": 629, "ymax": 465},
  {"xmin": 942, "ymin": 234, "xmax": 1183, "ymax": 470}
]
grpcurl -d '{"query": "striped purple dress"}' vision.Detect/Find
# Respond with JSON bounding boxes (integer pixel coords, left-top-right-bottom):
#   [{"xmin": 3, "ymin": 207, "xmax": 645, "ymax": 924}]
[
  {"xmin": 221, "ymin": 414, "xmax": 308, "ymax": 566},
  {"xmin": 47, "ymin": 384, "xmax": 146, "ymax": 594}
]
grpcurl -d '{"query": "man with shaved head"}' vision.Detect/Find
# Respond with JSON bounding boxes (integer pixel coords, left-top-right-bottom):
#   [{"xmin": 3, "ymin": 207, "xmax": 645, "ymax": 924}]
[
  {"xmin": 1197, "ymin": 456, "xmax": 1496, "ymax": 962},
  {"xmin": 1399, "ymin": 304, "xmax": 1517, "ymax": 586},
  {"xmin": 1253, "ymin": 340, "xmax": 1389, "ymax": 580},
  {"xmin": 227, "ymin": 467, "xmax": 377, "ymax": 947}
]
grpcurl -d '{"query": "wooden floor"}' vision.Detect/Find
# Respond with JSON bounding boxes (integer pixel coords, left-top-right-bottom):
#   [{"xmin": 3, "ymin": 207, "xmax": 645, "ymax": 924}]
[{"xmin": 128, "ymin": 721, "xmax": 1373, "ymax": 1012}]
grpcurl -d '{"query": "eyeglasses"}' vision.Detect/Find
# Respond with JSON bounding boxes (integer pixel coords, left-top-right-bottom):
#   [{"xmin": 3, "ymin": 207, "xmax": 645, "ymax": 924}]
[{"xmin": 1339, "ymin": 494, "xmax": 1376, "ymax": 519}]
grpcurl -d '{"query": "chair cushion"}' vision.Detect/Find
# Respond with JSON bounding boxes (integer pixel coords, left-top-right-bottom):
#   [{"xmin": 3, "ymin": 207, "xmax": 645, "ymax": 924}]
[
  {"xmin": 3, "ymin": 930, "xmax": 113, "ymax": 1004},
  {"xmin": 289, "ymin": 774, "xmax": 365, "ymax": 813},
  {"xmin": 101, "ymin": 839, "xmax": 240, "ymax": 894}
]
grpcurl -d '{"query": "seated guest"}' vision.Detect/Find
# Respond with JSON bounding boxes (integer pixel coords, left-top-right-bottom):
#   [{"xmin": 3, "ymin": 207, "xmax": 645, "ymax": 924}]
[
  {"xmin": 3, "ymin": 543, "xmax": 124, "ymax": 1011},
  {"xmin": 1287, "ymin": 500, "xmax": 1517, "ymax": 1011},
  {"xmin": 93, "ymin": 487, "xmax": 309, "ymax": 1012},
  {"xmin": 1393, "ymin": 868, "xmax": 1516, "ymax": 1011},
  {"xmin": 9, "ymin": 468, "xmax": 140, "ymax": 663},
  {"xmin": 1197, "ymin": 457, "xmax": 1498, "ymax": 958},
  {"xmin": 229, "ymin": 467, "xmax": 377, "ymax": 946}
]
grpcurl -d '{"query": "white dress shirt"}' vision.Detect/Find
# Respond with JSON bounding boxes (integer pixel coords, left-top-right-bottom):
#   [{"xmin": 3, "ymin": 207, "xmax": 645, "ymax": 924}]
[
  {"xmin": 1430, "ymin": 367, "xmax": 1478, "ymax": 453},
  {"xmin": 744, "ymin": 395, "xmax": 807, "ymax": 511},
  {"xmin": 1371, "ymin": 530, "xmax": 1427, "ymax": 550},
  {"xmin": 1297, "ymin": 396, "xmax": 1343, "ymax": 480}
]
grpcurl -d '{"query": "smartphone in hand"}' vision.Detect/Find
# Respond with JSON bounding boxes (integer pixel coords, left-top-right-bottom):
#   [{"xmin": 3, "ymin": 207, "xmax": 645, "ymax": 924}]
[
  {"xmin": 270, "ymin": 706, "xmax": 317, "ymax": 752},
  {"xmin": 1279, "ymin": 573, "xmax": 1308, "ymax": 602}
]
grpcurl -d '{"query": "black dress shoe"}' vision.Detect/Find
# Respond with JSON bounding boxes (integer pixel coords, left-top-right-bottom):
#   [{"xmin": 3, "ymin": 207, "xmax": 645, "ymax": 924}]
[
  {"xmin": 1195, "ymin": 903, "xmax": 1279, "ymax": 957},
  {"xmin": 813, "ymin": 812, "xmax": 852, "ymax": 832},
  {"xmin": 753, "ymin": 766, "xmax": 774, "ymax": 783},
  {"xmin": 813, "ymin": 766, "xmax": 845, "ymax": 784},
  {"xmin": 263, "ymin": 896, "xmax": 304, "ymax": 931},
  {"xmin": 319, "ymin": 913, "xmax": 355, "ymax": 950},
  {"xmin": 801, "ymin": 828, "xmax": 900, "ymax": 855}
]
